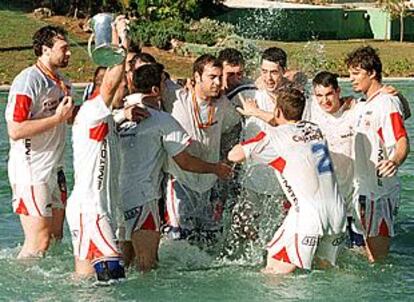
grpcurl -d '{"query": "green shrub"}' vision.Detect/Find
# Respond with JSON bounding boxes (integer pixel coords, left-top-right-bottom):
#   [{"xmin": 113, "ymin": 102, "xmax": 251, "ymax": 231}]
[
  {"xmin": 184, "ymin": 18, "xmax": 235, "ymax": 46},
  {"xmin": 130, "ymin": 18, "xmax": 187, "ymax": 49}
]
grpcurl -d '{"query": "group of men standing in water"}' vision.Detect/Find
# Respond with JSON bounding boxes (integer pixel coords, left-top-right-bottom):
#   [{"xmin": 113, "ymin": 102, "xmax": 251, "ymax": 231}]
[{"xmin": 5, "ymin": 17, "xmax": 410, "ymax": 283}]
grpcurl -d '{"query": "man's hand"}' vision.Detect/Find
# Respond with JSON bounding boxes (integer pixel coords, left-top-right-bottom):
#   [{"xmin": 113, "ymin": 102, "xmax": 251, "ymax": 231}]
[
  {"xmin": 214, "ymin": 161, "xmax": 233, "ymax": 180},
  {"xmin": 236, "ymin": 94, "xmax": 260, "ymax": 117},
  {"xmin": 377, "ymin": 159, "xmax": 398, "ymax": 178},
  {"xmin": 55, "ymin": 96, "xmax": 74, "ymax": 123},
  {"xmin": 124, "ymin": 105, "xmax": 150, "ymax": 122},
  {"xmin": 113, "ymin": 15, "xmax": 129, "ymax": 49}
]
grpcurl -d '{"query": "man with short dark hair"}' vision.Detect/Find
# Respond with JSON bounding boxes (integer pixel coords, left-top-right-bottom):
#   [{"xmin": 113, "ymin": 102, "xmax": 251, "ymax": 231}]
[
  {"xmin": 228, "ymin": 88, "xmax": 347, "ymax": 274},
  {"xmin": 117, "ymin": 62, "xmax": 235, "ymax": 270},
  {"xmin": 346, "ymin": 46, "xmax": 410, "ymax": 262},
  {"xmin": 6, "ymin": 25, "xmax": 74, "ymax": 258},
  {"xmin": 217, "ymin": 48, "xmax": 246, "ymax": 95},
  {"xmin": 66, "ymin": 17, "xmax": 130, "ymax": 283},
  {"xmin": 163, "ymin": 54, "xmax": 239, "ymax": 242},
  {"xmin": 224, "ymin": 48, "xmax": 290, "ymax": 257}
]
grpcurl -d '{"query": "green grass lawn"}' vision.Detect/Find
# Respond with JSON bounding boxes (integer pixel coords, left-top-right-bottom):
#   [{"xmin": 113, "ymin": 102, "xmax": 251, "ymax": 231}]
[{"xmin": 0, "ymin": 6, "xmax": 413, "ymax": 85}]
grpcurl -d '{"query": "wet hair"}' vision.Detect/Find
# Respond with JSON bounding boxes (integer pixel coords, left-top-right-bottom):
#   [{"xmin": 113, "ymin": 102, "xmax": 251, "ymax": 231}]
[
  {"xmin": 345, "ymin": 46, "xmax": 382, "ymax": 81},
  {"xmin": 32, "ymin": 25, "xmax": 67, "ymax": 57},
  {"xmin": 275, "ymin": 87, "xmax": 306, "ymax": 121},
  {"xmin": 261, "ymin": 47, "xmax": 287, "ymax": 69},
  {"xmin": 193, "ymin": 54, "xmax": 222, "ymax": 76},
  {"xmin": 133, "ymin": 63, "xmax": 165, "ymax": 94},
  {"xmin": 312, "ymin": 71, "xmax": 339, "ymax": 90},
  {"xmin": 217, "ymin": 48, "xmax": 245, "ymax": 67},
  {"xmin": 129, "ymin": 52, "xmax": 157, "ymax": 70},
  {"xmin": 128, "ymin": 43, "xmax": 142, "ymax": 54}
]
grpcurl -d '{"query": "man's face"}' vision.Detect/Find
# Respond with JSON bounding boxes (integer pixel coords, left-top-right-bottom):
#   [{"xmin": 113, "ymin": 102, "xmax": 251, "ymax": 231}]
[
  {"xmin": 260, "ymin": 59, "xmax": 284, "ymax": 92},
  {"xmin": 222, "ymin": 62, "xmax": 243, "ymax": 92},
  {"xmin": 314, "ymin": 84, "xmax": 341, "ymax": 114},
  {"xmin": 195, "ymin": 63, "xmax": 222, "ymax": 99},
  {"xmin": 348, "ymin": 66, "xmax": 373, "ymax": 94},
  {"xmin": 126, "ymin": 53, "xmax": 138, "ymax": 92},
  {"xmin": 49, "ymin": 36, "xmax": 71, "ymax": 68}
]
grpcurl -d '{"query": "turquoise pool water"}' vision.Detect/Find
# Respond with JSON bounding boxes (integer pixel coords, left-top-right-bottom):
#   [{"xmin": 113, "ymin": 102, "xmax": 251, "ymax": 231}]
[{"xmin": 0, "ymin": 81, "xmax": 413, "ymax": 301}]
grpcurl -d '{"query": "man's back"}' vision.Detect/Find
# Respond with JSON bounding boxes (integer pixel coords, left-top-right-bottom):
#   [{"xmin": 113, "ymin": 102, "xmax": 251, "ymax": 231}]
[{"xmin": 243, "ymin": 121, "xmax": 346, "ymax": 235}]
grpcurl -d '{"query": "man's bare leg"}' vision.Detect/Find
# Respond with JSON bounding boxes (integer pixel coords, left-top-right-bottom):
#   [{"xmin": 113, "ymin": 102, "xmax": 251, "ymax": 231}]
[
  {"xmin": 262, "ymin": 254, "xmax": 297, "ymax": 275},
  {"xmin": 120, "ymin": 241, "xmax": 135, "ymax": 268},
  {"xmin": 131, "ymin": 230, "xmax": 160, "ymax": 272},
  {"xmin": 51, "ymin": 208, "xmax": 65, "ymax": 241},
  {"xmin": 18, "ymin": 215, "xmax": 52, "ymax": 259},
  {"xmin": 365, "ymin": 236, "xmax": 390, "ymax": 262},
  {"xmin": 74, "ymin": 258, "xmax": 95, "ymax": 279}
]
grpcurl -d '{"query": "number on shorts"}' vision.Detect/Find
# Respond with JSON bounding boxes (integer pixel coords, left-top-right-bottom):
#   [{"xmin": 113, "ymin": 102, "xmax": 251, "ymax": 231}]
[{"xmin": 311, "ymin": 143, "xmax": 333, "ymax": 175}]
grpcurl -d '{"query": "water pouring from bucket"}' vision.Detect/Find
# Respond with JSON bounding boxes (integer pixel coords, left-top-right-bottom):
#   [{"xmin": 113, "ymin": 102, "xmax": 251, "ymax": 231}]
[{"xmin": 88, "ymin": 13, "xmax": 126, "ymax": 67}]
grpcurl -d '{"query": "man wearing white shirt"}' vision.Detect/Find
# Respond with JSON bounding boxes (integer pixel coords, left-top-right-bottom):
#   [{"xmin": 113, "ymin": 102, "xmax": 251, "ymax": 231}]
[
  {"xmin": 228, "ymin": 88, "xmax": 346, "ymax": 274},
  {"xmin": 6, "ymin": 25, "xmax": 73, "ymax": 258},
  {"xmin": 66, "ymin": 17, "xmax": 128, "ymax": 283},
  {"xmin": 345, "ymin": 46, "xmax": 410, "ymax": 262},
  {"xmin": 163, "ymin": 54, "xmax": 240, "ymax": 241},
  {"xmin": 118, "ymin": 63, "xmax": 233, "ymax": 270}
]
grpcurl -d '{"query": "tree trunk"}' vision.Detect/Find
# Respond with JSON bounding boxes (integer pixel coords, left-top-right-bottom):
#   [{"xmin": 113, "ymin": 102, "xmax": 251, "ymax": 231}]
[
  {"xmin": 400, "ymin": 12, "xmax": 404, "ymax": 43},
  {"xmin": 384, "ymin": 12, "xmax": 389, "ymax": 41}
]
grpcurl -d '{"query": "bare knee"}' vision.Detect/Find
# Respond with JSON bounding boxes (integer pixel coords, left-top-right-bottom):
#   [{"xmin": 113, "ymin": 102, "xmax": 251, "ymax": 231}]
[{"xmin": 263, "ymin": 254, "xmax": 297, "ymax": 275}]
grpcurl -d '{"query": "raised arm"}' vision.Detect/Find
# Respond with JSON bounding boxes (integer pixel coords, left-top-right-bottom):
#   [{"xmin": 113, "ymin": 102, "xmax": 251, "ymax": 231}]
[
  {"xmin": 236, "ymin": 94, "xmax": 275, "ymax": 125},
  {"xmin": 101, "ymin": 15, "xmax": 129, "ymax": 107}
]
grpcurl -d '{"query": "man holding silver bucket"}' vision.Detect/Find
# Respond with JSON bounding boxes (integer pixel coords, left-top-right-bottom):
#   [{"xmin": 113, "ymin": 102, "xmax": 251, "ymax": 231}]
[{"xmin": 66, "ymin": 14, "xmax": 129, "ymax": 284}]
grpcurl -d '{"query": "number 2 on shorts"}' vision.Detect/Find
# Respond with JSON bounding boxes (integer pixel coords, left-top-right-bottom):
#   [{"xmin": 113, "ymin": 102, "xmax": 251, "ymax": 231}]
[{"xmin": 311, "ymin": 143, "xmax": 333, "ymax": 175}]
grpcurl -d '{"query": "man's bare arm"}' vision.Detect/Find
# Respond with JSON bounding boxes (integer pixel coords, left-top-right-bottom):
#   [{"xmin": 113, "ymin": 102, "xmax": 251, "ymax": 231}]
[
  {"xmin": 173, "ymin": 150, "xmax": 232, "ymax": 180},
  {"xmin": 377, "ymin": 136, "xmax": 410, "ymax": 177},
  {"xmin": 100, "ymin": 16, "xmax": 129, "ymax": 107},
  {"xmin": 236, "ymin": 94, "xmax": 275, "ymax": 125},
  {"xmin": 227, "ymin": 144, "xmax": 246, "ymax": 163},
  {"xmin": 7, "ymin": 96, "xmax": 74, "ymax": 140}
]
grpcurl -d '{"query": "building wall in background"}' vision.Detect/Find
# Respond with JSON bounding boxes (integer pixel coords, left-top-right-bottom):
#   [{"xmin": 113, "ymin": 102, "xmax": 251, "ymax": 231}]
[{"xmin": 216, "ymin": 7, "xmax": 414, "ymax": 41}]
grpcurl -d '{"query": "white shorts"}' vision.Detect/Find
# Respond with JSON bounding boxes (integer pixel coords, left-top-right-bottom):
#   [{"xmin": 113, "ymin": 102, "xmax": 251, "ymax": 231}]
[
  {"xmin": 165, "ymin": 175, "xmax": 221, "ymax": 232},
  {"xmin": 11, "ymin": 170, "xmax": 67, "ymax": 217},
  {"xmin": 267, "ymin": 218, "xmax": 345, "ymax": 270},
  {"xmin": 66, "ymin": 210, "xmax": 121, "ymax": 264},
  {"xmin": 352, "ymin": 193, "xmax": 399, "ymax": 238},
  {"xmin": 121, "ymin": 200, "xmax": 161, "ymax": 241}
]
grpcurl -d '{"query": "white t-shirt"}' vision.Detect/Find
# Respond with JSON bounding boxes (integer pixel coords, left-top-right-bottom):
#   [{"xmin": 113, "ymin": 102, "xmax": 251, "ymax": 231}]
[
  {"xmin": 165, "ymin": 88, "xmax": 240, "ymax": 192},
  {"xmin": 68, "ymin": 94, "xmax": 117, "ymax": 215},
  {"xmin": 353, "ymin": 90, "xmax": 407, "ymax": 199},
  {"xmin": 6, "ymin": 65, "xmax": 71, "ymax": 185},
  {"xmin": 117, "ymin": 93, "xmax": 191, "ymax": 206},
  {"xmin": 304, "ymin": 97, "xmax": 356, "ymax": 204},
  {"xmin": 242, "ymin": 121, "xmax": 346, "ymax": 235},
  {"xmin": 239, "ymin": 89, "xmax": 281, "ymax": 195}
]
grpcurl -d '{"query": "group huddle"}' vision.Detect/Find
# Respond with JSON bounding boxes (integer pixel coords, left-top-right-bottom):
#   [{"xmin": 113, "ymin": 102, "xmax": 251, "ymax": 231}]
[{"xmin": 5, "ymin": 17, "xmax": 410, "ymax": 284}]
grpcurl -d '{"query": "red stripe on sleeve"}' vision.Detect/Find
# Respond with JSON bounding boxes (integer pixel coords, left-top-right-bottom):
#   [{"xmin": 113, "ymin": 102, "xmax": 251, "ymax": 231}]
[
  {"xmin": 377, "ymin": 127, "xmax": 384, "ymax": 142},
  {"xmin": 240, "ymin": 131, "xmax": 266, "ymax": 146},
  {"xmin": 269, "ymin": 157, "xmax": 286, "ymax": 173},
  {"xmin": 390, "ymin": 112, "xmax": 407, "ymax": 141},
  {"xmin": 13, "ymin": 94, "xmax": 32, "ymax": 122},
  {"xmin": 89, "ymin": 122, "xmax": 109, "ymax": 141}
]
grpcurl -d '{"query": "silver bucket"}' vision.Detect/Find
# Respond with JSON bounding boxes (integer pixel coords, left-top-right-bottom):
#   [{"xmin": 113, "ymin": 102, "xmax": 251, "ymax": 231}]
[{"xmin": 88, "ymin": 13, "xmax": 126, "ymax": 67}]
